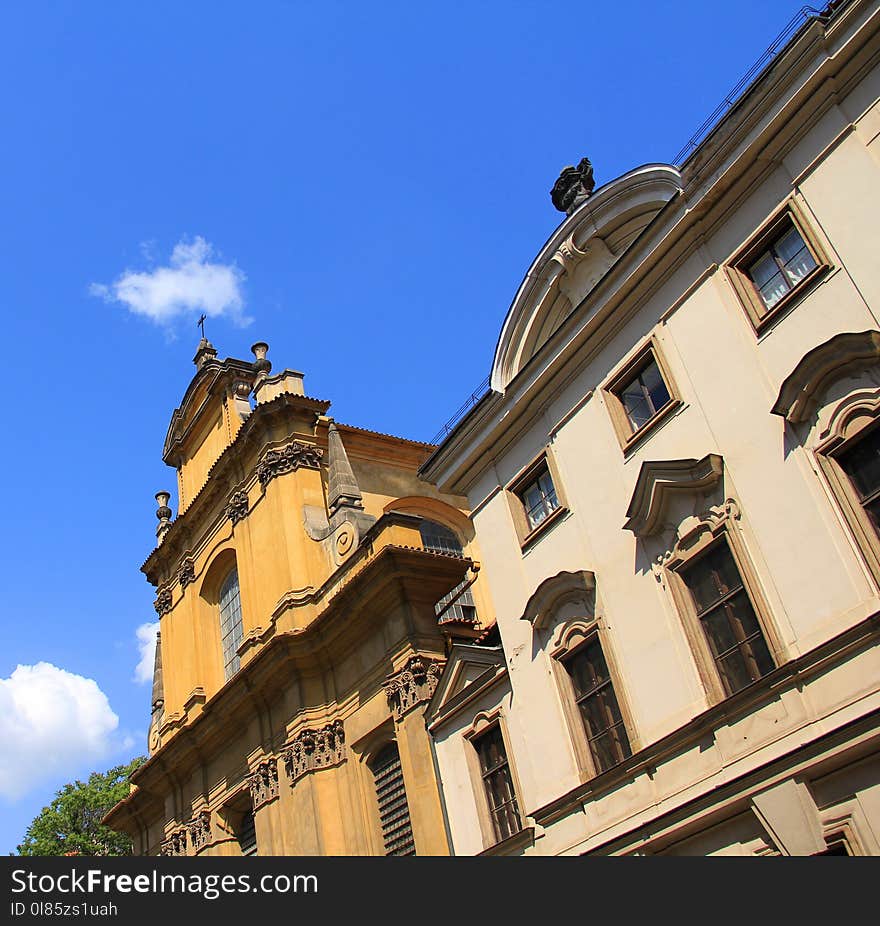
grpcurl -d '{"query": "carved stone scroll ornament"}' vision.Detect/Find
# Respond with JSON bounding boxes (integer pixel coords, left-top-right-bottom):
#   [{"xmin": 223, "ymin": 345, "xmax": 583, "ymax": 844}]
[
  {"xmin": 282, "ymin": 720, "xmax": 345, "ymax": 785},
  {"xmin": 153, "ymin": 586, "xmax": 173, "ymax": 616},
  {"xmin": 256, "ymin": 441, "xmax": 324, "ymax": 489},
  {"xmin": 384, "ymin": 656, "xmax": 444, "ymax": 720},
  {"xmin": 248, "ymin": 758, "xmax": 279, "ymax": 809},
  {"xmin": 178, "ymin": 557, "xmax": 196, "ymax": 590},
  {"xmin": 226, "ymin": 490, "xmax": 250, "ymax": 525},
  {"xmin": 550, "ymin": 157, "xmax": 596, "ymax": 215},
  {"xmin": 160, "ymin": 827, "xmax": 188, "ymax": 856},
  {"xmin": 188, "ymin": 811, "xmax": 211, "ymax": 851}
]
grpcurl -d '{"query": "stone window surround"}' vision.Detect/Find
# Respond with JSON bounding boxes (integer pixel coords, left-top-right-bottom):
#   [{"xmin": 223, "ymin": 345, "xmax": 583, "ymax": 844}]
[
  {"xmin": 549, "ymin": 616, "xmax": 639, "ymax": 784},
  {"xmin": 601, "ymin": 335, "xmax": 682, "ymax": 455},
  {"xmin": 462, "ymin": 709, "xmax": 527, "ymax": 852},
  {"xmin": 815, "ymin": 391, "xmax": 880, "ymax": 590},
  {"xmin": 660, "ymin": 502, "xmax": 786, "ymax": 707},
  {"xmin": 505, "ymin": 446, "xmax": 570, "ymax": 550},
  {"xmin": 724, "ymin": 195, "xmax": 833, "ymax": 334}
]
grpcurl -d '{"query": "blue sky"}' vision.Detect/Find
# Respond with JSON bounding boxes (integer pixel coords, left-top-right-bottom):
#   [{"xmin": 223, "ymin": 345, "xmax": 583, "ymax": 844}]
[{"xmin": 0, "ymin": 0, "xmax": 802, "ymax": 854}]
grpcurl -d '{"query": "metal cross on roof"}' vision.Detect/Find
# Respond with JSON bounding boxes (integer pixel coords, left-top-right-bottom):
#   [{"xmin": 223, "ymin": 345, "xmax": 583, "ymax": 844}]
[{"xmin": 197, "ymin": 313, "xmax": 207, "ymax": 339}]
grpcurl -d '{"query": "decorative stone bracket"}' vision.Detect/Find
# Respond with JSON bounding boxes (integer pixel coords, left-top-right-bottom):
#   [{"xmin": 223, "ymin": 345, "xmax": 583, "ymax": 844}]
[
  {"xmin": 160, "ymin": 827, "xmax": 188, "ymax": 857},
  {"xmin": 226, "ymin": 490, "xmax": 250, "ymax": 525},
  {"xmin": 256, "ymin": 441, "xmax": 324, "ymax": 489},
  {"xmin": 384, "ymin": 656, "xmax": 444, "ymax": 720},
  {"xmin": 248, "ymin": 758, "xmax": 280, "ymax": 810},
  {"xmin": 282, "ymin": 720, "xmax": 345, "ymax": 785},
  {"xmin": 188, "ymin": 810, "xmax": 211, "ymax": 852},
  {"xmin": 178, "ymin": 556, "xmax": 196, "ymax": 590},
  {"xmin": 153, "ymin": 586, "xmax": 173, "ymax": 616}
]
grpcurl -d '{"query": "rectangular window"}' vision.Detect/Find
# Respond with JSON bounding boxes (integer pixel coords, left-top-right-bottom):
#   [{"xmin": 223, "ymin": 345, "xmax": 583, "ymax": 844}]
[
  {"xmin": 518, "ymin": 466, "xmax": 559, "ymax": 532},
  {"xmin": 564, "ymin": 636, "xmax": 632, "ymax": 774},
  {"xmin": 617, "ymin": 355, "xmax": 673, "ymax": 433},
  {"xmin": 680, "ymin": 542, "xmax": 774, "ymax": 696},
  {"xmin": 727, "ymin": 202, "xmax": 830, "ymax": 331},
  {"xmin": 837, "ymin": 425, "xmax": 880, "ymax": 535},
  {"xmin": 746, "ymin": 224, "xmax": 817, "ymax": 312},
  {"xmin": 474, "ymin": 726, "xmax": 522, "ymax": 843}
]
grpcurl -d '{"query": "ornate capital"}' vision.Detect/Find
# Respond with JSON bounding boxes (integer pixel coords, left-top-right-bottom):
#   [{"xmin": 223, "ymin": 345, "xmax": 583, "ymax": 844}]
[
  {"xmin": 226, "ymin": 490, "xmax": 250, "ymax": 525},
  {"xmin": 160, "ymin": 827, "xmax": 188, "ymax": 857},
  {"xmin": 187, "ymin": 811, "xmax": 211, "ymax": 852},
  {"xmin": 384, "ymin": 656, "xmax": 444, "ymax": 720},
  {"xmin": 282, "ymin": 720, "xmax": 345, "ymax": 785},
  {"xmin": 248, "ymin": 758, "xmax": 279, "ymax": 809},
  {"xmin": 153, "ymin": 586, "xmax": 173, "ymax": 616},
  {"xmin": 256, "ymin": 441, "xmax": 324, "ymax": 489},
  {"xmin": 178, "ymin": 557, "xmax": 196, "ymax": 590}
]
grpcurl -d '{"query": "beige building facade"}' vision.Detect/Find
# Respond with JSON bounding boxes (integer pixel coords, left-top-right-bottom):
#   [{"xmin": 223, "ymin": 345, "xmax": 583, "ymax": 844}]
[
  {"xmin": 106, "ymin": 341, "xmax": 491, "ymax": 855},
  {"xmin": 423, "ymin": 0, "xmax": 880, "ymax": 855}
]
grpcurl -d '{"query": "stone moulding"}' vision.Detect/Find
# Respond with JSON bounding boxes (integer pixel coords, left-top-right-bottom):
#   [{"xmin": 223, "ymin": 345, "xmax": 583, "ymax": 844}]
[
  {"xmin": 384, "ymin": 655, "xmax": 444, "ymax": 720},
  {"xmin": 282, "ymin": 720, "xmax": 345, "ymax": 785},
  {"xmin": 153, "ymin": 586, "xmax": 173, "ymax": 616},
  {"xmin": 160, "ymin": 827, "xmax": 187, "ymax": 857},
  {"xmin": 256, "ymin": 441, "xmax": 324, "ymax": 490},
  {"xmin": 771, "ymin": 330, "xmax": 880, "ymax": 424},
  {"xmin": 624, "ymin": 454, "xmax": 724, "ymax": 537},
  {"xmin": 248, "ymin": 758, "xmax": 279, "ymax": 809},
  {"xmin": 187, "ymin": 810, "xmax": 211, "ymax": 851},
  {"xmin": 520, "ymin": 570, "xmax": 597, "ymax": 631},
  {"xmin": 226, "ymin": 489, "xmax": 250, "ymax": 525}
]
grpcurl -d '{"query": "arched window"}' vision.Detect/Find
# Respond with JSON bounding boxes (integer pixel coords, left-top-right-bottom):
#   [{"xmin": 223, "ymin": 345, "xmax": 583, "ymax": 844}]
[
  {"xmin": 219, "ymin": 569, "xmax": 244, "ymax": 680},
  {"xmin": 419, "ymin": 520, "xmax": 478, "ymax": 624},
  {"xmin": 370, "ymin": 742, "xmax": 415, "ymax": 856}
]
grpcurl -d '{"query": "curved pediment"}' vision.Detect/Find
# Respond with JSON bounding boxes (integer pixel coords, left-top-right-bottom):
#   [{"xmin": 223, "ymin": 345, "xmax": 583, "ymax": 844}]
[
  {"xmin": 520, "ymin": 569, "xmax": 596, "ymax": 630},
  {"xmin": 624, "ymin": 455, "xmax": 724, "ymax": 537},
  {"xmin": 491, "ymin": 164, "xmax": 682, "ymax": 393},
  {"xmin": 771, "ymin": 330, "xmax": 880, "ymax": 424}
]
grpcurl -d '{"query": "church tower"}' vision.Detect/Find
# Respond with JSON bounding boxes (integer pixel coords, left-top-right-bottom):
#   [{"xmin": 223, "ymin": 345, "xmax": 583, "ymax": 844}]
[{"xmin": 106, "ymin": 339, "xmax": 489, "ymax": 856}]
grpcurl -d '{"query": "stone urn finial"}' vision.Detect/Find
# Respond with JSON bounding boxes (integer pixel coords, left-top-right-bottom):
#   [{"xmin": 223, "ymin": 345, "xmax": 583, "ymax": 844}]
[
  {"xmin": 155, "ymin": 491, "xmax": 173, "ymax": 543},
  {"xmin": 551, "ymin": 157, "xmax": 595, "ymax": 215},
  {"xmin": 251, "ymin": 341, "xmax": 272, "ymax": 378}
]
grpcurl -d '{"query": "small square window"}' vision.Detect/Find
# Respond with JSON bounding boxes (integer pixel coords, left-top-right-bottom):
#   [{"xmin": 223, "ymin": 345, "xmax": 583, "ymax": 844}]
[
  {"xmin": 506, "ymin": 451, "xmax": 569, "ymax": 548},
  {"xmin": 519, "ymin": 467, "xmax": 560, "ymax": 532},
  {"xmin": 603, "ymin": 340, "xmax": 681, "ymax": 452},
  {"xmin": 727, "ymin": 202, "xmax": 830, "ymax": 332}
]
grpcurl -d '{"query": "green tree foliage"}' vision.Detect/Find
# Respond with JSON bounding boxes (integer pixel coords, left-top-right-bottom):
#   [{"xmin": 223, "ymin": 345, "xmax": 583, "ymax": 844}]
[{"xmin": 17, "ymin": 756, "xmax": 146, "ymax": 856}]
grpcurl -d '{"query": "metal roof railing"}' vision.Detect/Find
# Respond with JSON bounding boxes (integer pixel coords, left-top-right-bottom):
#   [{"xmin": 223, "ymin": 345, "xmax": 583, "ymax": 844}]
[
  {"xmin": 429, "ymin": 374, "xmax": 491, "ymax": 445},
  {"xmin": 672, "ymin": 4, "xmax": 839, "ymax": 165}
]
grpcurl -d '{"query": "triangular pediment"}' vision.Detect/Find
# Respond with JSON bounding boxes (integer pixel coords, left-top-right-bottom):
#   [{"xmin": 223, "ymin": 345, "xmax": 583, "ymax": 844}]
[{"xmin": 427, "ymin": 644, "xmax": 506, "ymax": 724}]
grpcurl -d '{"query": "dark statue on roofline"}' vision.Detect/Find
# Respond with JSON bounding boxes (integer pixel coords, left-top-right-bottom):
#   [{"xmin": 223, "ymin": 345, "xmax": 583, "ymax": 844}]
[{"xmin": 551, "ymin": 157, "xmax": 595, "ymax": 215}]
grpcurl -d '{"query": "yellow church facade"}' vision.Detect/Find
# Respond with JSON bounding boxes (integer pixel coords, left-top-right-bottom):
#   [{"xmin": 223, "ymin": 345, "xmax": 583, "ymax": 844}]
[{"xmin": 105, "ymin": 340, "xmax": 490, "ymax": 855}]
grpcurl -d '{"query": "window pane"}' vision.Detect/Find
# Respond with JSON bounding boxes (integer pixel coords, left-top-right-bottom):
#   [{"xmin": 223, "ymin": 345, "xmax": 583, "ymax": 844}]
[
  {"xmin": 568, "ymin": 637, "xmax": 609, "ymax": 699},
  {"xmin": 640, "ymin": 359, "xmax": 671, "ymax": 413},
  {"xmin": 620, "ymin": 378, "xmax": 654, "ymax": 430},
  {"xmin": 683, "ymin": 544, "xmax": 743, "ymax": 613},
  {"xmin": 520, "ymin": 467, "xmax": 559, "ymax": 530},
  {"xmin": 839, "ymin": 427, "xmax": 880, "ymax": 502},
  {"xmin": 774, "ymin": 227, "xmax": 807, "ymax": 264},
  {"xmin": 219, "ymin": 570, "xmax": 243, "ymax": 680},
  {"xmin": 748, "ymin": 251, "xmax": 780, "ymax": 289}
]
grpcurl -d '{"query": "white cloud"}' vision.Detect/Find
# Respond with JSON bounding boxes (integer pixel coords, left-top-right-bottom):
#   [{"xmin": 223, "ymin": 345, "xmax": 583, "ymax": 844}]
[
  {"xmin": 0, "ymin": 663, "xmax": 121, "ymax": 801},
  {"xmin": 134, "ymin": 622, "xmax": 160, "ymax": 685},
  {"xmin": 91, "ymin": 236, "xmax": 250, "ymax": 326}
]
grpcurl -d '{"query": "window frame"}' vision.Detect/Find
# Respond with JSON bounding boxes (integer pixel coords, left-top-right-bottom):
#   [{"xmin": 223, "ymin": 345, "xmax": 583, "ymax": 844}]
[
  {"xmin": 218, "ymin": 567, "xmax": 244, "ymax": 680},
  {"xmin": 815, "ymin": 399, "xmax": 880, "ymax": 589},
  {"xmin": 550, "ymin": 618, "xmax": 638, "ymax": 783},
  {"xmin": 726, "ymin": 198, "xmax": 832, "ymax": 333},
  {"xmin": 506, "ymin": 448, "xmax": 569, "ymax": 549},
  {"xmin": 602, "ymin": 337, "xmax": 682, "ymax": 454},
  {"xmin": 662, "ymin": 506, "xmax": 783, "ymax": 706},
  {"xmin": 463, "ymin": 710, "xmax": 526, "ymax": 851}
]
